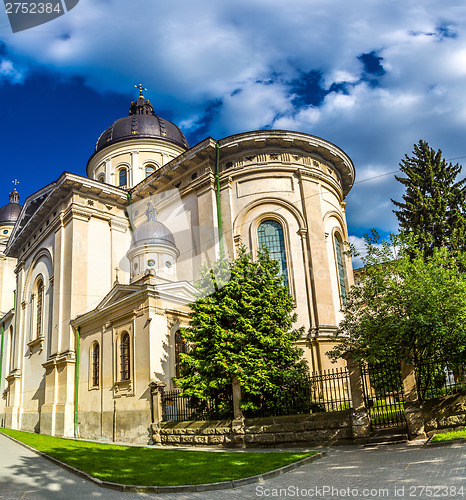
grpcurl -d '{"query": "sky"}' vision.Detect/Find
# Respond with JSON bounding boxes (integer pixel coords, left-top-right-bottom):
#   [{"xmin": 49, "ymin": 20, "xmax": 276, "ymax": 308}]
[{"xmin": 1, "ymin": 0, "xmax": 466, "ymax": 265}]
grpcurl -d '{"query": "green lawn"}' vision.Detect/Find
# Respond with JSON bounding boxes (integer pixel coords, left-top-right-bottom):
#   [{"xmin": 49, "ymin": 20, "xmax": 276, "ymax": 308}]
[
  {"xmin": 431, "ymin": 428, "xmax": 466, "ymax": 443},
  {"xmin": 370, "ymin": 402, "xmax": 405, "ymax": 425},
  {"xmin": 0, "ymin": 429, "xmax": 315, "ymax": 486}
]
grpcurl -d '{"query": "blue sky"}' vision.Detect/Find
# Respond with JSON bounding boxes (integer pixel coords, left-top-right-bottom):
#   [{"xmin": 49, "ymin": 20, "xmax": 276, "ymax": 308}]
[{"xmin": 1, "ymin": 0, "xmax": 466, "ymax": 263}]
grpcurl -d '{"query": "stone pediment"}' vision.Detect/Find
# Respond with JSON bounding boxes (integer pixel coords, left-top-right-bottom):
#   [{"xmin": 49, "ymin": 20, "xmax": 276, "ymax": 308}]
[
  {"xmin": 96, "ymin": 284, "xmax": 142, "ymax": 310},
  {"xmin": 154, "ymin": 281, "xmax": 197, "ymax": 302}
]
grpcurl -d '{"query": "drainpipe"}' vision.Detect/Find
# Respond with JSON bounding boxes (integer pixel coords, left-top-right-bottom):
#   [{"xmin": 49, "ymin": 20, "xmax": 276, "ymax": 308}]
[
  {"xmin": 74, "ymin": 326, "xmax": 80, "ymax": 438},
  {"xmin": 0, "ymin": 322, "xmax": 4, "ymax": 394},
  {"xmin": 215, "ymin": 143, "xmax": 224, "ymax": 255}
]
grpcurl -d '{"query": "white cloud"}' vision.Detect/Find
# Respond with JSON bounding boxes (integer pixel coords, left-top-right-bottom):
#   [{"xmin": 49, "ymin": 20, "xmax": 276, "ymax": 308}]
[
  {"xmin": 0, "ymin": 59, "xmax": 24, "ymax": 82},
  {"xmin": 2, "ymin": 0, "xmax": 466, "ymax": 233}
]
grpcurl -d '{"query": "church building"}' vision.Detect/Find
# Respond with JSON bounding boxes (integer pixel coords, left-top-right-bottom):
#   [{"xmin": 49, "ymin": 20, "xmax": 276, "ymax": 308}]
[{"xmin": 0, "ymin": 88, "xmax": 355, "ymax": 442}]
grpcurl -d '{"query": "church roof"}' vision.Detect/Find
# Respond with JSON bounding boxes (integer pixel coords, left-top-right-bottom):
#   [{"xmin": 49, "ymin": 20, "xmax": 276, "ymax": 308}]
[
  {"xmin": 0, "ymin": 188, "xmax": 22, "ymax": 225},
  {"xmin": 93, "ymin": 91, "xmax": 189, "ymax": 154}
]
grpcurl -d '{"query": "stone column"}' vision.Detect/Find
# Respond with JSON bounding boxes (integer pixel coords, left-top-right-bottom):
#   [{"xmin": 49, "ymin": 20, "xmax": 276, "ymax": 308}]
[
  {"xmin": 149, "ymin": 381, "xmax": 166, "ymax": 445},
  {"xmin": 401, "ymin": 360, "xmax": 426, "ymax": 440},
  {"xmin": 231, "ymin": 374, "xmax": 245, "ymax": 447},
  {"xmin": 345, "ymin": 355, "xmax": 371, "ymax": 441}
]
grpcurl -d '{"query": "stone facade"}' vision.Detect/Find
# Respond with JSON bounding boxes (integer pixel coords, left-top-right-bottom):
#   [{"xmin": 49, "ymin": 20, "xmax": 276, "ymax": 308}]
[
  {"xmin": 157, "ymin": 411, "xmax": 353, "ymax": 447},
  {"xmin": 0, "ymin": 94, "xmax": 355, "ymax": 442}
]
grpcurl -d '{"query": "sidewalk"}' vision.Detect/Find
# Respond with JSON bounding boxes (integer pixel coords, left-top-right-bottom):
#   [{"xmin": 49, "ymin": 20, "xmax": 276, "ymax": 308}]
[{"xmin": 0, "ymin": 432, "xmax": 464, "ymax": 499}]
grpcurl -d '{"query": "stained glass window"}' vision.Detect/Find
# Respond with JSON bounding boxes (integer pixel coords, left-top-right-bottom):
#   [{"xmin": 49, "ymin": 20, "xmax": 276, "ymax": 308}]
[{"xmin": 258, "ymin": 220, "xmax": 289, "ymax": 287}]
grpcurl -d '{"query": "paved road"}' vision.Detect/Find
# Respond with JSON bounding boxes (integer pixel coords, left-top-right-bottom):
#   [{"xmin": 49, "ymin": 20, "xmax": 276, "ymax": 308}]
[{"xmin": 0, "ymin": 433, "xmax": 464, "ymax": 499}]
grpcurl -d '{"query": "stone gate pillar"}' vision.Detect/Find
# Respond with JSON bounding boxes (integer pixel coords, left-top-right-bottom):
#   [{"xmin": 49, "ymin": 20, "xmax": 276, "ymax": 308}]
[
  {"xmin": 401, "ymin": 360, "xmax": 426, "ymax": 440},
  {"xmin": 344, "ymin": 354, "xmax": 371, "ymax": 442}
]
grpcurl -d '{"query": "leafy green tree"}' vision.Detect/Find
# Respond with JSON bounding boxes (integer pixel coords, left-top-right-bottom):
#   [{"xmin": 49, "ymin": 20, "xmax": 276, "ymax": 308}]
[
  {"xmin": 328, "ymin": 233, "xmax": 466, "ymax": 367},
  {"xmin": 175, "ymin": 247, "xmax": 309, "ymax": 416},
  {"xmin": 392, "ymin": 140, "xmax": 466, "ymax": 257}
]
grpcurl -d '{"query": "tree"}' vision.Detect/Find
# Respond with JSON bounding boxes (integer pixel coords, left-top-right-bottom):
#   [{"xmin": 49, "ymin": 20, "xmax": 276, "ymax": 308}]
[
  {"xmin": 328, "ymin": 233, "xmax": 466, "ymax": 367},
  {"xmin": 175, "ymin": 247, "xmax": 309, "ymax": 416},
  {"xmin": 391, "ymin": 140, "xmax": 466, "ymax": 257}
]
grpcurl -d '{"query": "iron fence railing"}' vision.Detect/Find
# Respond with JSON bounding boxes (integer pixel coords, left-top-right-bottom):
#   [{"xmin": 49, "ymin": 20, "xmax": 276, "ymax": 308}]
[
  {"xmin": 162, "ymin": 390, "xmax": 233, "ymax": 422},
  {"xmin": 416, "ymin": 358, "xmax": 466, "ymax": 401},
  {"xmin": 161, "ymin": 367, "xmax": 352, "ymax": 422},
  {"xmin": 360, "ymin": 361, "xmax": 406, "ymax": 429}
]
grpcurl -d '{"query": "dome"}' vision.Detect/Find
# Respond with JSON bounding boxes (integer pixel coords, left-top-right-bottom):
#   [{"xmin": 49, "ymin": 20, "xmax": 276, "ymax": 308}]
[
  {"xmin": 94, "ymin": 90, "xmax": 189, "ymax": 154},
  {"xmin": 131, "ymin": 220, "xmax": 177, "ymax": 248},
  {"xmin": 0, "ymin": 188, "xmax": 21, "ymax": 225},
  {"xmin": 131, "ymin": 202, "xmax": 177, "ymax": 249}
]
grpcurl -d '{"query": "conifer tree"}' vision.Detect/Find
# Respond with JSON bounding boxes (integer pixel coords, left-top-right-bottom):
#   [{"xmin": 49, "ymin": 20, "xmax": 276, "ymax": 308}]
[
  {"xmin": 175, "ymin": 247, "xmax": 309, "ymax": 417},
  {"xmin": 392, "ymin": 140, "xmax": 466, "ymax": 257}
]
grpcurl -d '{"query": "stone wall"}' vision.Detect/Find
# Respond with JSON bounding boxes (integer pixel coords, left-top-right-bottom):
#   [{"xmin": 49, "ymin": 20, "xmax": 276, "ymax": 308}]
[
  {"xmin": 421, "ymin": 392, "xmax": 466, "ymax": 436},
  {"xmin": 156, "ymin": 410, "xmax": 352, "ymax": 447}
]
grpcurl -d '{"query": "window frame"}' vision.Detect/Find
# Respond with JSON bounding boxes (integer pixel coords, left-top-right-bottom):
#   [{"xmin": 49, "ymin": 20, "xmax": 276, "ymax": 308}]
[
  {"xmin": 333, "ymin": 231, "xmax": 348, "ymax": 306},
  {"xmin": 119, "ymin": 332, "xmax": 131, "ymax": 381},
  {"xmin": 118, "ymin": 168, "xmax": 128, "ymax": 187},
  {"xmin": 91, "ymin": 341, "xmax": 100, "ymax": 388},
  {"xmin": 257, "ymin": 218, "xmax": 290, "ymax": 288}
]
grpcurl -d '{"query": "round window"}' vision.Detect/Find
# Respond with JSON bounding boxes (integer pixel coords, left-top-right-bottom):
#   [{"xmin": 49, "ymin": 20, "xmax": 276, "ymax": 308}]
[
  {"xmin": 147, "ymin": 259, "xmax": 155, "ymax": 267},
  {"xmin": 165, "ymin": 261, "xmax": 172, "ymax": 269},
  {"xmin": 3, "ymin": 230, "xmax": 8, "ymax": 235}
]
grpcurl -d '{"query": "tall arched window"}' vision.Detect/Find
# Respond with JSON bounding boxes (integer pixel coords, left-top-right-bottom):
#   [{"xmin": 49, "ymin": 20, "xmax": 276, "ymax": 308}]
[
  {"xmin": 174, "ymin": 330, "xmax": 187, "ymax": 378},
  {"xmin": 92, "ymin": 342, "xmax": 100, "ymax": 387},
  {"xmin": 145, "ymin": 165, "xmax": 155, "ymax": 178},
  {"xmin": 120, "ymin": 332, "xmax": 130, "ymax": 380},
  {"xmin": 334, "ymin": 234, "xmax": 347, "ymax": 305},
  {"xmin": 8, "ymin": 326, "xmax": 14, "ymax": 372},
  {"xmin": 36, "ymin": 278, "xmax": 44, "ymax": 338},
  {"xmin": 119, "ymin": 168, "xmax": 128, "ymax": 187},
  {"xmin": 257, "ymin": 220, "xmax": 289, "ymax": 287}
]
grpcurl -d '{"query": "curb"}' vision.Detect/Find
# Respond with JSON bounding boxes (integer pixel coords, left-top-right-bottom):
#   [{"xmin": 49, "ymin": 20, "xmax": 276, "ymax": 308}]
[
  {"xmin": 424, "ymin": 437, "xmax": 466, "ymax": 448},
  {"xmin": 0, "ymin": 432, "xmax": 324, "ymax": 493}
]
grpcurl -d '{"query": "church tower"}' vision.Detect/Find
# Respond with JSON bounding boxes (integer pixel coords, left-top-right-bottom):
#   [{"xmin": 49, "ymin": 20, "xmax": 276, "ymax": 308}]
[{"xmin": 87, "ymin": 86, "xmax": 189, "ymax": 189}]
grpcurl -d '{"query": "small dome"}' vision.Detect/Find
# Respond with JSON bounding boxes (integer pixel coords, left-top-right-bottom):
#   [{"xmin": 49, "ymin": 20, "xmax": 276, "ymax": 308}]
[
  {"xmin": 0, "ymin": 188, "xmax": 21, "ymax": 225},
  {"xmin": 131, "ymin": 220, "xmax": 176, "ymax": 247},
  {"xmin": 94, "ymin": 92, "xmax": 189, "ymax": 154},
  {"xmin": 131, "ymin": 202, "xmax": 177, "ymax": 248}
]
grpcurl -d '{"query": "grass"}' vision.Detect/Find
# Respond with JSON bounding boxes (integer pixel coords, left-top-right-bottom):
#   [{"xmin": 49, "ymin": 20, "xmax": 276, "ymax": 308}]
[
  {"xmin": 370, "ymin": 402, "xmax": 405, "ymax": 425},
  {"xmin": 0, "ymin": 429, "xmax": 315, "ymax": 486},
  {"xmin": 431, "ymin": 428, "xmax": 466, "ymax": 443}
]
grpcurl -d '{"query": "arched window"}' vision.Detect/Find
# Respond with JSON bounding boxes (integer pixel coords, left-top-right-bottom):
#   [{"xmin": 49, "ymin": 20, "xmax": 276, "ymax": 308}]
[
  {"xmin": 257, "ymin": 220, "xmax": 289, "ymax": 287},
  {"xmin": 92, "ymin": 342, "xmax": 100, "ymax": 387},
  {"xmin": 119, "ymin": 168, "xmax": 128, "ymax": 187},
  {"xmin": 120, "ymin": 332, "xmax": 130, "ymax": 381},
  {"xmin": 36, "ymin": 278, "xmax": 44, "ymax": 338},
  {"xmin": 97, "ymin": 173, "xmax": 105, "ymax": 183},
  {"xmin": 174, "ymin": 330, "xmax": 187, "ymax": 378},
  {"xmin": 8, "ymin": 326, "xmax": 14, "ymax": 372},
  {"xmin": 145, "ymin": 165, "xmax": 155, "ymax": 178},
  {"xmin": 334, "ymin": 234, "xmax": 347, "ymax": 305}
]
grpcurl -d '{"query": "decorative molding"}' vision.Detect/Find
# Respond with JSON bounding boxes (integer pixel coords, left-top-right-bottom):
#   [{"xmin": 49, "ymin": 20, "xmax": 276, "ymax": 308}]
[{"xmin": 27, "ymin": 335, "xmax": 44, "ymax": 355}]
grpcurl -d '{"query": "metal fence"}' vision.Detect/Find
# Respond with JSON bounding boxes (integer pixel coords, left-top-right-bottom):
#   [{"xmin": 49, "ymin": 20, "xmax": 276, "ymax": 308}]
[
  {"xmin": 162, "ymin": 390, "xmax": 233, "ymax": 422},
  {"xmin": 161, "ymin": 367, "xmax": 352, "ymax": 422},
  {"xmin": 360, "ymin": 362, "xmax": 406, "ymax": 429},
  {"xmin": 416, "ymin": 358, "xmax": 466, "ymax": 401}
]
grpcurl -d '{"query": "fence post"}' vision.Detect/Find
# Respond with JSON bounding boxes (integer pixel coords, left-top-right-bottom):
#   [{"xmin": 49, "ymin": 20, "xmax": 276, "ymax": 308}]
[
  {"xmin": 344, "ymin": 354, "xmax": 371, "ymax": 441},
  {"xmin": 400, "ymin": 360, "xmax": 425, "ymax": 440},
  {"xmin": 149, "ymin": 381, "xmax": 166, "ymax": 445}
]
